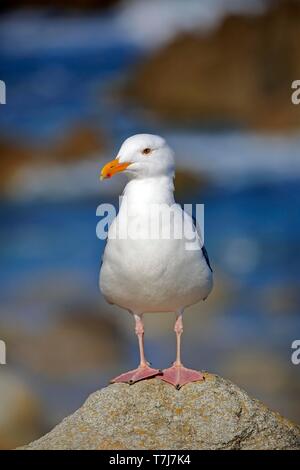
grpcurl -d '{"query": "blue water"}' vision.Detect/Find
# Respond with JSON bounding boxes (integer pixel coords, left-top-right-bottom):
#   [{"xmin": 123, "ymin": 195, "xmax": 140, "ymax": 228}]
[{"xmin": 0, "ymin": 45, "xmax": 142, "ymax": 139}]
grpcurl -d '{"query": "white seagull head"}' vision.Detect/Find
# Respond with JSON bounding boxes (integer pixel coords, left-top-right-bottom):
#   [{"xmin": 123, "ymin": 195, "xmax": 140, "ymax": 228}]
[{"xmin": 101, "ymin": 134, "xmax": 175, "ymax": 180}]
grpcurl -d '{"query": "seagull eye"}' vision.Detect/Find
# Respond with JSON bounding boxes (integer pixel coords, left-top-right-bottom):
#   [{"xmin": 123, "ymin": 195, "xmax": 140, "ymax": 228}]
[{"xmin": 142, "ymin": 148, "xmax": 151, "ymax": 155}]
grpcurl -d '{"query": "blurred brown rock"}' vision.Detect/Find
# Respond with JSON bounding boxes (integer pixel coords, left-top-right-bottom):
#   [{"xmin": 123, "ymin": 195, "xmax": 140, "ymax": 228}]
[
  {"xmin": 260, "ymin": 283, "xmax": 300, "ymax": 315},
  {"xmin": 52, "ymin": 125, "xmax": 105, "ymax": 163},
  {"xmin": 0, "ymin": 123, "xmax": 106, "ymax": 195},
  {"xmin": 20, "ymin": 374, "xmax": 300, "ymax": 450},
  {"xmin": 0, "ymin": 370, "xmax": 43, "ymax": 450},
  {"xmin": 0, "ymin": 138, "xmax": 35, "ymax": 191},
  {"xmin": 127, "ymin": 0, "xmax": 300, "ymax": 130},
  {"xmin": 10, "ymin": 311, "xmax": 124, "ymax": 378},
  {"xmin": 221, "ymin": 349, "xmax": 300, "ymax": 425},
  {"xmin": 175, "ymin": 167, "xmax": 211, "ymax": 199}
]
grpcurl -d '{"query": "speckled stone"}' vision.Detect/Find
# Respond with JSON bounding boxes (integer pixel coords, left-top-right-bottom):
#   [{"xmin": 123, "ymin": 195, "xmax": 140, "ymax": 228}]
[{"xmin": 21, "ymin": 374, "xmax": 300, "ymax": 450}]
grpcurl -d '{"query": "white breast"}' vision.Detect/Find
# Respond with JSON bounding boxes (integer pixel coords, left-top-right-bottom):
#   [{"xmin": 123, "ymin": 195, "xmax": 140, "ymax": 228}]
[{"xmin": 99, "ymin": 177, "xmax": 213, "ymax": 314}]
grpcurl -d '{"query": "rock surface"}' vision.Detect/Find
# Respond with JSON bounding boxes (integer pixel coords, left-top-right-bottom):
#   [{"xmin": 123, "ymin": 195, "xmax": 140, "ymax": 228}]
[
  {"xmin": 21, "ymin": 373, "xmax": 300, "ymax": 450},
  {"xmin": 9, "ymin": 311, "xmax": 125, "ymax": 378},
  {"xmin": 0, "ymin": 123, "xmax": 106, "ymax": 197},
  {"xmin": 127, "ymin": 0, "xmax": 300, "ymax": 130},
  {"xmin": 0, "ymin": 370, "xmax": 43, "ymax": 450}
]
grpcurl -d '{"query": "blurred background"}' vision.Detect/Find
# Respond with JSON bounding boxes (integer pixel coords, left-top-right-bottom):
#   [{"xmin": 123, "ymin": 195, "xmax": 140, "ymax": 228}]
[{"xmin": 0, "ymin": 0, "xmax": 300, "ymax": 449}]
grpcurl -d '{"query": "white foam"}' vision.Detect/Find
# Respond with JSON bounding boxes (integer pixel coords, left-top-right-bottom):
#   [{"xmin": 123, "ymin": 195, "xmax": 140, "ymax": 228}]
[
  {"xmin": 117, "ymin": 0, "xmax": 267, "ymax": 49},
  {"xmin": 169, "ymin": 131, "xmax": 300, "ymax": 187}
]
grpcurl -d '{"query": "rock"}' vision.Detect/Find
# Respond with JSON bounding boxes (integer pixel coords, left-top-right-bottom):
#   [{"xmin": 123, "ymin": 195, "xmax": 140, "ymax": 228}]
[
  {"xmin": 260, "ymin": 283, "xmax": 300, "ymax": 316},
  {"xmin": 52, "ymin": 125, "xmax": 105, "ymax": 163},
  {"xmin": 175, "ymin": 167, "xmax": 211, "ymax": 200},
  {"xmin": 0, "ymin": 123, "xmax": 107, "ymax": 197},
  {"xmin": 221, "ymin": 350, "xmax": 300, "ymax": 424},
  {"xmin": 21, "ymin": 374, "xmax": 300, "ymax": 450},
  {"xmin": 0, "ymin": 370, "xmax": 43, "ymax": 450},
  {"xmin": 0, "ymin": 138, "xmax": 35, "ymax": 192},
  {"xmin": 127, "ymin": 0, "xmax": 300, "ymax": 130},
  {"xmin": 10, "ymin": 311, "xmax": 125, "ymax": 378}
]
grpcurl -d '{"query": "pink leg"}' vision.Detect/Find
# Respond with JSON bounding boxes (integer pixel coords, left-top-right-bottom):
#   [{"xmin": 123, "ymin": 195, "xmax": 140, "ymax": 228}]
[
  {"xmin": 160, "ymin": 311, "xmax": 204, "ymax": 389},
  {"xmin": 111, "ymin": 313, "xmax": 161, "ymax": 384}
]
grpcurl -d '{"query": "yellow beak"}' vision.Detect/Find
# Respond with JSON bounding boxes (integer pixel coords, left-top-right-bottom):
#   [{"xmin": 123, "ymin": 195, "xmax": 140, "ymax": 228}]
[{"xmin": 100, "ymin": 158, "xmax": 130, "ymax": 180}]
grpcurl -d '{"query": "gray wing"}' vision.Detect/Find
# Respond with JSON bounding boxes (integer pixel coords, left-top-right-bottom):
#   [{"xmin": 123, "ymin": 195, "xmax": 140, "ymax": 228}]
[
  {"xmin": 191, "ymin": 213, "xmax": 213, "ymax": 273},
  {"xmin": 201, "ymin": 244, "xmax": 213, "ymax": 273}
]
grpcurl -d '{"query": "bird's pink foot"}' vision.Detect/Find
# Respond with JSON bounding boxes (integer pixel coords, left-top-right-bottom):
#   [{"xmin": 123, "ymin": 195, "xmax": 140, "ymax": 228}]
[
  {"xmin": 111, "ymin": 365, "xmax": 162, "ymax": 384},
  {"xmin": 160, "ymin": 364, "xmax": 204, "ymax": 389}
]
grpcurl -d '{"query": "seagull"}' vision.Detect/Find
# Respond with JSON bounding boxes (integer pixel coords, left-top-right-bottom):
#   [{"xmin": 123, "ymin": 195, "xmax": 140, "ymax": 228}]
[{"xmin": 99, "ymin": 134, "xmax": 213, "ymax": 388}]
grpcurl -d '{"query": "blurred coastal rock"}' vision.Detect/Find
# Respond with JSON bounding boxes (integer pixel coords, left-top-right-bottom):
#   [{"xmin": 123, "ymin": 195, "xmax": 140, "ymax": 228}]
[
  {"xmin": 0, "ymin": 138, "xmax": 34, "ymax": 192},
  {"xmin": 175, "ymin": 167, "xmax": 211, "ymax": 199},
  {"xmin": 10, "ymin": 311, "xmax": 124, "ymax": 378},
  {"xmin": 21, "ymin": 374, "xmax": 300, "ymax": 450},
  {"xmin": 222, "ymin": 349, "xmax": 300, "ymax": 424},
  {"xmin": 260, "ymin": 283, "xmax": 300, "ymax": 315},
  {"xmin": 0, "ymin": 123, "xmax": 106, "ymax": 198},
  {"xmin": 0, "ymin": 370, "xmax": 43, "ymax": 450},
  {"xmin": 51, "ymin": 125, "xmax": 105, "ymax": 163},
  {"xmin": 127, "ymin": 0, "xmax": 300, "ymax": 130}
]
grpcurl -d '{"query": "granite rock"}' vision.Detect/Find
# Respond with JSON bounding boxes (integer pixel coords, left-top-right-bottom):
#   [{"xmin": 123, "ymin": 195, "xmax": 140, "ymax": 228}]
[
  {"xmin": 21, "ymin": 374, "xmax": 300, "ymax": 450},
  {"xmin": 127, "ymin": 0, "xmax": 300, "ymax": 130}
]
